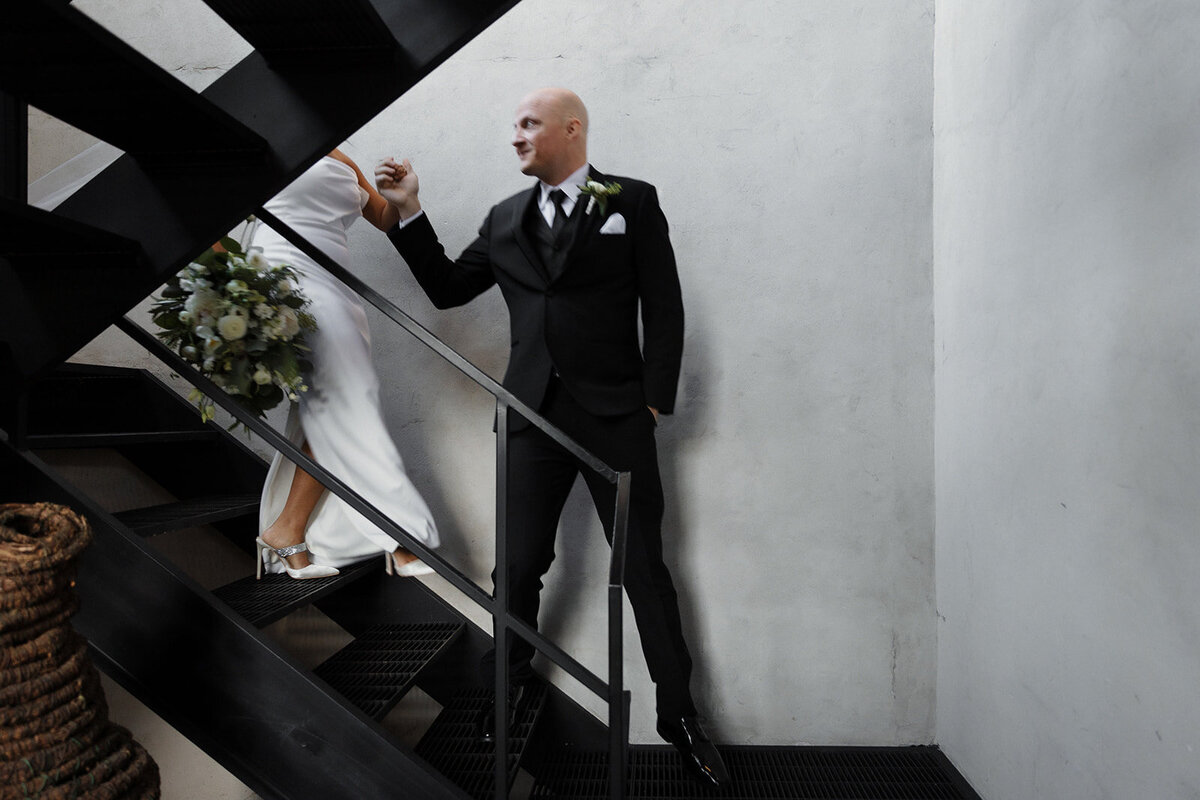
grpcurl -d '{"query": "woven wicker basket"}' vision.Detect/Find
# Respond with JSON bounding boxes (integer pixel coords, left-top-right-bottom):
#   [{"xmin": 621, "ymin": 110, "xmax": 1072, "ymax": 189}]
[{"xmin": 0, "ymin": 503, "xmax": 160, "ymax": 800}]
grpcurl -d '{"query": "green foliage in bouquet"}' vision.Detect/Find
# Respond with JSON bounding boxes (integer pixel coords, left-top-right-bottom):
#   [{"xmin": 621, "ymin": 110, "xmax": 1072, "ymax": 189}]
[{"xmin": 150, "ymin": 232, "xmax": 317, "ymax": 426}]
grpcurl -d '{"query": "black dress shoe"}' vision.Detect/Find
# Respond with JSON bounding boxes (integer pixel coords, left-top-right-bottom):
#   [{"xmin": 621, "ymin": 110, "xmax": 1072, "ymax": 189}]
[
  {"xmin": 656, "ymin": 716, "xmax": 731, "ymax": 788},
  {"xmin": 476, "ymin": 683, "xmax": 529, "ymax": 743}
]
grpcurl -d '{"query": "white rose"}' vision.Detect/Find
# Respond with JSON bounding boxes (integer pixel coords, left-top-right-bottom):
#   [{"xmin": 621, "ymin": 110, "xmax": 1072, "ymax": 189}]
[
  {"xmin": 248, "ymin": 249, "xmax": 270, "ymax": 269},
  {"xmin": 276, "ymin": 279, "xmax": 293, "ymax": 298},
  {"xmin": 254, "ymin": 303, "xmax": 274, "ymax": 320},
  {"xmin": 185, "ymin": 288, "xmax": 223, "ymax": 325},
  {"xmin": 278, "ymin": 307, "xmax": 301, "ymax": 338},
  {"xmin": 252, "ymin": 366, "xmax": 273, "ymax": 385},
  {"xmin": 217, "ymin": 314, "xmax": 248, "ymax": 340}
]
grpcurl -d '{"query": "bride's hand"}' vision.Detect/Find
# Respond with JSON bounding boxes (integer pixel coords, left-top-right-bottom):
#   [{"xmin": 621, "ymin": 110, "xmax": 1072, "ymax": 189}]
[{"xmin": 374, "ymin": 158, "xmax": 421, "ymax": 218}]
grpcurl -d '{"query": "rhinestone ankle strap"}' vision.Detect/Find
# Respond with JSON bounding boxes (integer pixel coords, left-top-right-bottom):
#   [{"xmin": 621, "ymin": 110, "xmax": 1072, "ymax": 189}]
[{"xmin": 272, "ymin": 542, "xmax": 308, "ymax": 558}]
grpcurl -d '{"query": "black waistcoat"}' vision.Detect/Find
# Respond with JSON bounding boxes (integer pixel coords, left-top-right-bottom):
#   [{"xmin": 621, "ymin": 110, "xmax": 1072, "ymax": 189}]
[{"xmin": 525, "ymin": 198, "xmax": 578, "ymax": 281}]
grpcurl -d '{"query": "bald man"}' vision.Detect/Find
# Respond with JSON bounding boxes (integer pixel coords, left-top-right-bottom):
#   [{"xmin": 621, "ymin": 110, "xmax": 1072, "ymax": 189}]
[{"xmin": 377, "ymin": 88, "xmax": 729, "ymax": 787}]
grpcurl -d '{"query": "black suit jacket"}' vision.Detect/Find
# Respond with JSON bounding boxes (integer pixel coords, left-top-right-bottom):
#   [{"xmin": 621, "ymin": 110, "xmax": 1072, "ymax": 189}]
[{"xmin": 387, "ymin": 167, "xmax": 684, "ymax": 418}]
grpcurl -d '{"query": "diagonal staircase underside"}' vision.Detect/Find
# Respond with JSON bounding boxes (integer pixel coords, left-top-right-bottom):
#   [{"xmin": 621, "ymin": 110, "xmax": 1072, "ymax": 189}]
[{"xmin": 1, "ymin": 0, "xmax": 521, "ymax": 389}]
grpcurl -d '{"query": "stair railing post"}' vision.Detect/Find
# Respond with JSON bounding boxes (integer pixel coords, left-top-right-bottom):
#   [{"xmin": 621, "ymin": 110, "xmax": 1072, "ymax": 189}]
[
  {"xmin": 1, "ymin": 91, "xmax": 28, "ymax": 434},
  {"xmin": 494, "ymin": 399, "xmax": 511, "ymax": 800},
  {"xmin": 608, "ymin": 470, "xmax": 632, "ymax": 800},
  {"xmin": 9, "ymin": 391, "xmax": 29, "ymax": 451},
  {"xmin": 1, "ymin": 90, "xmax": 27, "ymax": 202}
]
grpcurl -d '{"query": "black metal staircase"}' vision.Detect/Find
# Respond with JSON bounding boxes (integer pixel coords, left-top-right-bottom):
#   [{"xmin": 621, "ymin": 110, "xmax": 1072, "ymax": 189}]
[
  {"xmin": 1, "ymin": 363, "xmax": 587, "ymax": 799},
  {"xmin": 1, "ymin": 2, "xmax": 985, "ymax": 798}
]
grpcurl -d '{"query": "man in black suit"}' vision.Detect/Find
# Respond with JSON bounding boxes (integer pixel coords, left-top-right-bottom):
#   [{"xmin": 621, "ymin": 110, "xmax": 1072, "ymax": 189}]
[{"xmin": 375, "ymin": 87, "xmax": 728, "ymax": 787}]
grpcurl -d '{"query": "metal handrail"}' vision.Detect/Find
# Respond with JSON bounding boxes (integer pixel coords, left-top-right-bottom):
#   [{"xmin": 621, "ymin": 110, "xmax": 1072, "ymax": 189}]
[{"xmin": 117, "ymin": 204, "xmax": 633, "ymax": 798}]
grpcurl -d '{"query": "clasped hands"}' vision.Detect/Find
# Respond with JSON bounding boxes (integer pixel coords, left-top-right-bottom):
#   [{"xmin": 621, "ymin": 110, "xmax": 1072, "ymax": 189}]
[{"xmin": 374, "ymin": 158, "xmax": 420, "ymax": 220}]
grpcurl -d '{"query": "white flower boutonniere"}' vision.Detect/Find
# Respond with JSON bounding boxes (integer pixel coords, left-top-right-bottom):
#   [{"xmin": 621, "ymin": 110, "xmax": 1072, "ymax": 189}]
[{"xmin": 579, "ymin": 179, "xmax": 622, "ymax": 216}]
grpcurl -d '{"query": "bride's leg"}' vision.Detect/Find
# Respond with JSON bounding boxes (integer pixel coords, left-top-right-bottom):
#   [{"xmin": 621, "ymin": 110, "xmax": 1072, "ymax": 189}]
[
  {"xmin": 393, "ymin": 547, "xmax": 421, "ymax": 567},
  {"xmin": 261, "ymin": 441, "xmax": 325, "ymax": 570}
]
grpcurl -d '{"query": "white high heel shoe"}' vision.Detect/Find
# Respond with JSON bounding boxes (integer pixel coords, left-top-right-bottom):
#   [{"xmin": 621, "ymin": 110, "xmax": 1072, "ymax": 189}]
[
  {"xmin": 384, "ymin": 549, "xmax": 434, "ymax": 578},
  {"xmin": 256, "ymin": 537, "xmax": 339, "ymax": 580}
]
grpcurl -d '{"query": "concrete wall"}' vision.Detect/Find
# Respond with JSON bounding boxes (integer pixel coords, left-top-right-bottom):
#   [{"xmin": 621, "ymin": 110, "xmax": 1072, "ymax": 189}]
[
  {"xmin": 933, "ymin": 2, "xmax": 1200, "ymax": 798},
  {"xmin": 346, "ymin": 0, "xmax": 936, "ymax": 745},
  {"xmin": 31, "ymin": 0, "xmax": 936, "ymax": 753}
]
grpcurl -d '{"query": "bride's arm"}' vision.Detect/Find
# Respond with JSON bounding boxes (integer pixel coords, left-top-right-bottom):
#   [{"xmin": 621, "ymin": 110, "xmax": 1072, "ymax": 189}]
[{"xmin": 329, "ymin": 149, "xmax": 401, "ymax": 232}]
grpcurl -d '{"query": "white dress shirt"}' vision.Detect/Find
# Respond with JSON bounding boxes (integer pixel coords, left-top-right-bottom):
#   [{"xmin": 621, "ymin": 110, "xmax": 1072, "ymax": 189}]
[
  {"xmin": 537, "ymin": 163, "xmax": 590, "ymax": 226},
  {"xmin": 396, "ymin": 163, "xmax": 591, "ymax": 231}
]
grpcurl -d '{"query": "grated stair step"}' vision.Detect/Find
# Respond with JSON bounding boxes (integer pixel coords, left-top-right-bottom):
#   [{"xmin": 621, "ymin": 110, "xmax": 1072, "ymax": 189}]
[
  {"xmin": 213, "ymin": 558, "xmax": 378, "ymax": 627},
  {"xmin": 313, "ymin": 622, "xmax": 463, "ymax": 719},
  {"xmin": 113, "ymin": 492, "xmax": 261, "ymax": 536},
  {"xmin": 416, "ymin": 686, "xmax": 547, "ymax": 800},
  {"xmin": 531, "ymin": 745, "xmax": 982, "ymax": 800}
]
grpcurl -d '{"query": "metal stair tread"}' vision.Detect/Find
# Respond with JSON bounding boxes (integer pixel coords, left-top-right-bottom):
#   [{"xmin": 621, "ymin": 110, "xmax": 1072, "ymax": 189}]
[
  {"xmin": 113, "ymin": 492, "xmax": 261, "ymax": 536},
  {"xmin": 530, "ymin": 744, "xmax": 976, "ymax": 800},
  {"xmin": 313, "ymin": 622, "xmax": 463, "ymax": 719},
  {"xmin": 213, "ymin": 559, "xmax": 379, "ymax": 627},
  {"xmin": 416, "ymin": 686, "xmax": 548, "ymax": 800}
]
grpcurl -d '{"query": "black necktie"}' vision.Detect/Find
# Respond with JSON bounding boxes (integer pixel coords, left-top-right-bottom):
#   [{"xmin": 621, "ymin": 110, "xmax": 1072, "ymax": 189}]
[{"xmin": 549, "ymin": 189, "xmax": 568, "ymax": 237}]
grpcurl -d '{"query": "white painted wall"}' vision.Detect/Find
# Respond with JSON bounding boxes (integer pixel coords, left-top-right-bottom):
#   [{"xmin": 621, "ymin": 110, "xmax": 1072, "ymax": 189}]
[
  {"xmin": 934, "ymin": 2, "xmax": 1200, "ymax": 798},
  {"xmin": 347, "ymin": 0, "xmax": 936, "ymax": 745},
  {"xmin": 31, "ymin": 0, "xmax": 936, "ymax": 755}
]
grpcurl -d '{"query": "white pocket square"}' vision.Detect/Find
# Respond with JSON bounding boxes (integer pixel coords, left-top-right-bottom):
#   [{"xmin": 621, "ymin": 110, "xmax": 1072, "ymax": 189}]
[{"xmin": 599, "ymin": 213, "xmax": 626, "ymax": 234}]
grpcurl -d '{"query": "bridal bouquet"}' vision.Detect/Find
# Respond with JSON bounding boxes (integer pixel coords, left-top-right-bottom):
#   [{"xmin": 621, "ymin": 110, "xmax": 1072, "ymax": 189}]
[{"xmin": 150, "ymin": 229, "xmax": 317, "ymax": 425}]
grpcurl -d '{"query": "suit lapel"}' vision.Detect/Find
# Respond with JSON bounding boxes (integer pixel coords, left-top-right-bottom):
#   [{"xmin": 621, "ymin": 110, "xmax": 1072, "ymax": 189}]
[
  {"xmin": 509, "ymin": 184, "xmax": 550, "ymax": 284},
  {"xmin": 562, "ymin": 166, "xmax": 607, "ymax": 273}
]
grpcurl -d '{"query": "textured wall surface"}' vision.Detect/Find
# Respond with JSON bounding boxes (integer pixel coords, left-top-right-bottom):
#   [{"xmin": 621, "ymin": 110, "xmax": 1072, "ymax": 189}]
[
  {"xmin": 934, "ymin": 2, "xmax": 1200, "ymax": 798},
  {"xmin": 345, "ymin": 0, "xmax": 936, "ymax": 745},
  {"xmin": 34, "ymin": 0, "xmax": 937, "ymax": 750}
]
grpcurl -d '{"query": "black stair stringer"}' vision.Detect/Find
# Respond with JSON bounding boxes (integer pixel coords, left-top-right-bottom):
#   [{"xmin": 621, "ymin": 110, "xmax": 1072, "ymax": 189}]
[
  {"xmin": 4, "ymin": 0, "xmax": 524, "ymax": 390},
  {"xmin": 1, "ymin": 438, "xmax": 470, "ymax": 800}
]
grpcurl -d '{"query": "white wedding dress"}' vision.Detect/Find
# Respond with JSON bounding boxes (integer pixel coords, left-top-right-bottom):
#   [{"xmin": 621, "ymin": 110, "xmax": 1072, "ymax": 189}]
[{"xmin": 255, "ymin": 156, "xmax": 439, "ymax": 572}]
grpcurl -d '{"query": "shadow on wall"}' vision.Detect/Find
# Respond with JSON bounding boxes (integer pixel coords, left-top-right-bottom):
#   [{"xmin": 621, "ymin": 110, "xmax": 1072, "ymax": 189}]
[{"xmin": 658, "ymin": 324, "xmax": 716, "ymax": 724}]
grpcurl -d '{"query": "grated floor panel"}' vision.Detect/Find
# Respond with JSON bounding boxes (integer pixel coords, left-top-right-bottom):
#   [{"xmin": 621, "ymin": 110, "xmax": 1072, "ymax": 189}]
[
  {"xmin": 416, "ymin": 686, "xmax": 547, "ymax": 800},
  {"xmin": 212, "ymin": 559, "xmax": 376, "ymax": 626},
  {"xmin": 313, "ymin": 622, "xmax": 462, "ymax": 719},
  {"xmin": 531, "ymin": 745, "xmax": 980, "ymax": 800}
]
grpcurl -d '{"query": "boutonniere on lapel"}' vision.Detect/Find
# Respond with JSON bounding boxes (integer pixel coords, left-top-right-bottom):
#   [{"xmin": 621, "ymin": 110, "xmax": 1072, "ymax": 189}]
[{"xmin": 578, "ymin": 179, "xmax": 622, "ymax": 215}]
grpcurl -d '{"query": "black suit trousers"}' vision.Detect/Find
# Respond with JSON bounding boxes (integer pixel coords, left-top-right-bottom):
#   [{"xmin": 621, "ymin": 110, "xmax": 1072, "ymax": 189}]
[{"xmin": 486, "ymin": 376, "xmax": 697, "ymax": 719}]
